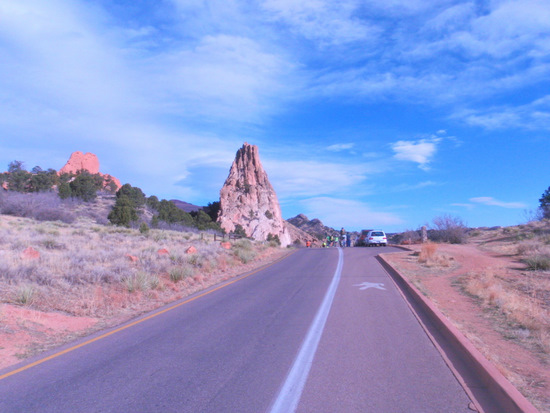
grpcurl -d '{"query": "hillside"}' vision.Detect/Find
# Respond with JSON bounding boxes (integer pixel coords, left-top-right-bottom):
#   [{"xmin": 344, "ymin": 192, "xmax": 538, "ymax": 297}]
[
  {"xmin": 171, "ymin": 199, "xmax": 203, "ymax": 213},
  {"xmin": 286, "ymin": 214, "xmax": 338, "ymax": 239}
]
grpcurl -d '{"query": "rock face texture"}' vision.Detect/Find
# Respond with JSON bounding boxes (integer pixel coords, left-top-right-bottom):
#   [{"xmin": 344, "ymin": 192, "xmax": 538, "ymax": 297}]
[
  {"xmin": 59, "ymin": 151, "xmax": 121, "ymax": 190},
  {"xmin": 218, "ymin": 143, "xmax": 292, "ymax": 247}
]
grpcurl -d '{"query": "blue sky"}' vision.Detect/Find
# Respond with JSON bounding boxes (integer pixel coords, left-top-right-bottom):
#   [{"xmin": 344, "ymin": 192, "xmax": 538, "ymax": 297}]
[{"xmin": 1, "ymin": 0, "xmax": 549, "ymax": 232}]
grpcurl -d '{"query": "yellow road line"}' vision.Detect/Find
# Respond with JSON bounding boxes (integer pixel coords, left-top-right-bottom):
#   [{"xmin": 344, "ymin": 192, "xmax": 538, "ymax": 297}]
[{"xmin": 0, "ymin": 249, "xmax": 298, "ymax": 381}]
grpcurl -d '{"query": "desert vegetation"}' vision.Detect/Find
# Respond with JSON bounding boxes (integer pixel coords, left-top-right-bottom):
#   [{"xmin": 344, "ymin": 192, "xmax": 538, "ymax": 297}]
[
  {"xmin": 385, "ymin": 217, "xmax": 550, "ymax": 410},
  {"xmin": 0, "ymin": 211, "xmax": 286, "ymax": 366},
  {"xmin": 416, "ymin": 243, "xmax": 455, "ymax": 268},
  {"xmin": 0, "ymin": 214, "xmax": 281, "ymax": 318},
  {"xmin": 465, "ymin": 220, "xmax": 550, "ymax": 350}
]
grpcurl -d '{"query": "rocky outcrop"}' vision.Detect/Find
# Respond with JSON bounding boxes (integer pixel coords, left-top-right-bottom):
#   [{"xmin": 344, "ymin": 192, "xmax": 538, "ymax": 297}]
[
  {"xmin": 59, "ymin": 151, "xmax": 121, "ymax": 190},
  {"xmin": 286, "ymin": 221, "xmax": 320, "ymax": 246},
  {"xmin": 59, "ymin": 151, "xmax": 100, "ymax": 175},
  {"xmin": 287, "ymin": 214, "xmax": 338, "ymax": 240},
  {"xmin": 218, "ymin": 143, "xmax": 292, "ymax": 246}
]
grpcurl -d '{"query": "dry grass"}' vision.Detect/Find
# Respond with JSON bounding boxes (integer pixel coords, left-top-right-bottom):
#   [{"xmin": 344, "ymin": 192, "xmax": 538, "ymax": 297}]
[
  {"xmin": 0, "ymin": 214, "xmax": 283, "ymax": 319},
  {"xmin": 417, "ymin": 243, "xmax": 454, "ymax": 268},
  {"xmin": 417, "ymin": 243, "xmax": 437, "ymax": 263},
  {"xmin": 460, "ymin": 269, "xmax": 550, "ymax": 357}
]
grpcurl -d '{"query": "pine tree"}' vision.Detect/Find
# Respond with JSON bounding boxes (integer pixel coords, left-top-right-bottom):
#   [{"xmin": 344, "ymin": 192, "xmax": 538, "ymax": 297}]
[
  {"xmin": 540, "ymin": 187, "xmax": 550, "ymax": 219},
  {"xmin": 108, "ymin": 195, "xmax": 138, "ymax": 227}
]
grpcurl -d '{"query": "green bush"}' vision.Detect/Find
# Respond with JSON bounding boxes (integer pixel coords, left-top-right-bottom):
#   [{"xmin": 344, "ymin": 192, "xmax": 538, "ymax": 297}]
[
  {"xmin": 157, "ymin": 200, "xmax": 193, "ymax": 225},
  {"xmin": 117, "ymin": 184, "xmax": 146, "ymax": 208},
  {"xmin": 69, "ymin": 171, "xmax": 103, "ymax": 202},
  {"xmin": 108, "ymin": 195, "xmax": 138, "ymax": 227},
  {"xmin": 232, "ymin": 224, "xmax": 247, "ymax": 238}
]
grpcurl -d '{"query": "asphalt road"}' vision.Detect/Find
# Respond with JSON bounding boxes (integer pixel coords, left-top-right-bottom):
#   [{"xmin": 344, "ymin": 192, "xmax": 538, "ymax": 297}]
[{"xmin": 0, "ymin": 247, "xmax": 475, "ymax": 412}]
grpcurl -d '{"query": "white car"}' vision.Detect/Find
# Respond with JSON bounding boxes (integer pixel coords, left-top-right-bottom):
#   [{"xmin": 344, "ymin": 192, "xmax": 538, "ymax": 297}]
[{"xmin": 365, "ymin": 230, "xmax": 387, "ymax": 247}]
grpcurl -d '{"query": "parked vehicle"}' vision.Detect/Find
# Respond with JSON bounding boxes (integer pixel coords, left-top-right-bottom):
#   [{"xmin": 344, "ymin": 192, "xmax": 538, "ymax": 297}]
[
  {"xmin": 365, "ymin": 230, "xmax": 387, "ymax": 247},
  {"xmin": 355, "ymin": 229, "xmax": 373, "ymax": 246}
]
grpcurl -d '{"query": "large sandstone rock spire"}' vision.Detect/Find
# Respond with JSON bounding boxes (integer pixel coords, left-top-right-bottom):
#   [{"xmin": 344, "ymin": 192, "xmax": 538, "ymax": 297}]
[
  {"xmin": 59, "ymin": 151, "xmax": 121, "ymax": 190},
  {"xmin": 218, "ymin": 143, "xmax": 291, "ymax": 247},
  {"xmin": 59, "ymin": 151, "xmax": 100, "ymax": 175}
]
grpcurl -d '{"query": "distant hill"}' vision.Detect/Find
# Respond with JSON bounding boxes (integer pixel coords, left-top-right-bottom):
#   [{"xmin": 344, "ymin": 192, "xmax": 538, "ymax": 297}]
[
  {"xmin": 171, "ymin": 199, "xmax": 203, "ymax": 213},
  {"xmin": 286, "ymin": 214, "xmax": 338, "ymax": 240}
]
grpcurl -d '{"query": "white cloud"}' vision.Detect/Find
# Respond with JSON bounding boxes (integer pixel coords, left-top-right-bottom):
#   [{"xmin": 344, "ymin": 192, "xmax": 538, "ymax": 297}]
[
  {"xmin": 391, "ymin": 138, "xmax": 441, "ymax": 170},
  {"xmin": 148, "ymin": 34, "xmax": 295, "ymax": 122},
  {"xmin": 261, "ymin": 0, "xmax": 379, "ymax": 46},
  {"xmin": 451, "ymin": 203, "xmax": 475, "ymax": 210},
  {"xmin": 326, "ymin": 143, "xmax": 354, "ymax": 151},
  {"xmin": 392, "ymin": 181, "xmax": 438, "ymax": 192},
  {"xmin": 455, "ymin": 95, "xmax": 550, "ymax": 130},
  {"xmin": 299, "ymin": 197, "xmax": 403, "ymax": 230},
  {"xmin": 470, "ymin": 197, "xmax": 527, "ymax": 209},
  {"xmin": 264, "ymin": 159, "xmax": 375, "ymax": 198}
]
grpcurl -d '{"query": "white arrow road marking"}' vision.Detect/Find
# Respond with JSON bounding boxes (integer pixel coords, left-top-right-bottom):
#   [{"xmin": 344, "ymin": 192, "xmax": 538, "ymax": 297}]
[{"xmin": 354, "ymin": 282, "xmax": 386, "ymax": 291}]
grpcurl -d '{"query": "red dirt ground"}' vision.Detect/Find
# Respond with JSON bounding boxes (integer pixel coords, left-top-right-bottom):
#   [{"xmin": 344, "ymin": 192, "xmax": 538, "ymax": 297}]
[{"xmin": 382, "ymin": 243, "xmax": 550, "ymax": 412}]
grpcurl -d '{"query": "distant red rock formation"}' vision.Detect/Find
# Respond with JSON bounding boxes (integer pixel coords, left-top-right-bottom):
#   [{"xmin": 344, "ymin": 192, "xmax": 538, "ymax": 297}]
[{"xmin": 59, "ymin": 151, "xmax": 121, "ymax": 191}]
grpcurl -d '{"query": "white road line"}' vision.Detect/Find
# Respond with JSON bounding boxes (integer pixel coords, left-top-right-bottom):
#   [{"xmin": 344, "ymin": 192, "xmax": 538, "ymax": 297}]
[{"xmin": 270, "ymin": 248, "xmax": 344, "ymax": 413}]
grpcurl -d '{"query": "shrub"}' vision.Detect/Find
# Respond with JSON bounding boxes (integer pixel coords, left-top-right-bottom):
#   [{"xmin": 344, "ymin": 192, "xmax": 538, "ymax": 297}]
[
  {"xmin": 396, "ymin": 229, "xmax": 421, "ymax": 245},
  {"xmin": 232, "ymin": 239, "xmax": 256, "ymax": 263},
  {"xmin": 58, "ymin": 182, "xmax": 71, "ymax": 199},
  {"xmin": 157, "ymin": 200, "xmax": 193, "ymax": 226},
  {"xmin": 418, "ymin": 243, "xmax": 438, "ymax": 263},
  {"xmin": 123, "ymin": 271, "xmax": 159, "ymax": 292},
  {"xmin": 430, "ymin": 214, "xmax": 468, "ymax": 244},
  {"xmin": 116, "ymin": 184, "xmax": 146, "ymax": 208},
  {"xmin": 267, "ymin": 233, "xmax": 281, "ymax": 246},
  {"xmin": 204, "ymin": 201, "xmax": 220, "ymax": 221},
  {"xmin": 232, "ymin": 224, "xmax": 247, "ymax": 238},
  {"xmin": 169, "ymin": 266, "xmax": 193, "ymax": 282},
  {"xmin": 193, "ymin": 210, "xmax": 220, "ymax": 231},
  {"xmin": 146, "ymin": 195, "xmax": 160, "ymax": 211},
  {"xmin": 69, "ymin": 171, "xmax": 103, "ymax": 202},
  {"xmin": 15, "ymin": 284, "xmax": 37, "ymax": 305},
  {"xmin": 139, "ymin": 222, "xmax": 150, "ymax": 234},
  {"xmin": 0, "ymin": 192, "xmax": 75, "ymax": 223},
  {"xmin": 523, "ymin": 254, "xmax": 550, "ymax": 271}
]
